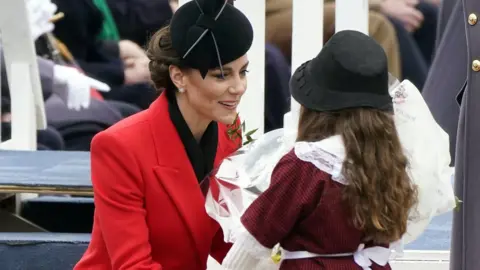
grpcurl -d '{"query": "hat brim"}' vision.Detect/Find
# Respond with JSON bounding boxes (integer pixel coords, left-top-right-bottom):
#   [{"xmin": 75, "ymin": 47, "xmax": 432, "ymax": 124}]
[{"xmin": 290, "ymin": 61, "xmax": 393, "ymax": 112}]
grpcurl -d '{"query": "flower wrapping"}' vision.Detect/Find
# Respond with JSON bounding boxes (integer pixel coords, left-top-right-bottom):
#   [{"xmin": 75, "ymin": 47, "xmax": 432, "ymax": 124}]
[{"xmin": 204, "ymin": 128, "xmax": 296, "ymax": 244}]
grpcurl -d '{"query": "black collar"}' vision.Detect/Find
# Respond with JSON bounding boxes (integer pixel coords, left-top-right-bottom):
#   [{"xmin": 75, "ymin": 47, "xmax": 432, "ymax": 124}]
[{"xmin": 166, "ymin": 90, "xmax": 218, "ymax": 183}]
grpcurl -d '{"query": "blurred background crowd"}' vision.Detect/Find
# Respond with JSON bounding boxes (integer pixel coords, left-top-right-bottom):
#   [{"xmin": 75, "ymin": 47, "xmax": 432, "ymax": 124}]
[{"xmin": 0, "ymin": 0, "xmax": 441, "ymax": 152}]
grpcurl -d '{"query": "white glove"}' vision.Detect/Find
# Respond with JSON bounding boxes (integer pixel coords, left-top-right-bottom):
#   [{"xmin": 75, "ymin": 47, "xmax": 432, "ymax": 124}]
[
  {"xmin": 26, "ymin": 0, "xmax": 57, "ymax": 40},
  {"xmin": 53, "ymin": 65, "xmax": 111, "ymax": 111}
]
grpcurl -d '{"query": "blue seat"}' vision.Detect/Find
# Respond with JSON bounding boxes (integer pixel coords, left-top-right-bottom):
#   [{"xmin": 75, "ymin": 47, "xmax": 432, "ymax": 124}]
[
  {"xmin": 0, "ymin": 233, "xmax": 90, "ymax": 270},
  {"xmin": 21, "ymin": 196, "xmax": 94, "ymax": 233},
  {"xmin": 0, "ymin": 150, "xmax": 91, "ymax": 190}
]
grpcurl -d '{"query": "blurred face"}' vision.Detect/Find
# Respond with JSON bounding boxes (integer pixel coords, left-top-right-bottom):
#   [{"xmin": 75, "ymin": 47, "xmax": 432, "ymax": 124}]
[
  {"xmin": 170, "ymin": 55, "xmax": 249, "ymax": 126},
  {"xmin": 169, "ymin": 0, "xmax": 179, "ymax": 12}
]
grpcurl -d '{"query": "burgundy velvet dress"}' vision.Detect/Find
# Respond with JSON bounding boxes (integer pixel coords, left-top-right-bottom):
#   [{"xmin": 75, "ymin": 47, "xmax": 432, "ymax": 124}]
[{"xmin": 240, "ymin": 150, "xmax": 392, "ymax": 270}]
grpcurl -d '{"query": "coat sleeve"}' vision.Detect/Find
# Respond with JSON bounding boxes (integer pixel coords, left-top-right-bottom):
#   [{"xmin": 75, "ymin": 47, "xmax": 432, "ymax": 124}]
[
  {"xmin": 240, "ymin": 151, "xmax": 325, "ymax": 249},
  {"xmin": 90, "ymin": 131, "xmax": 162, "ymax": 270}
]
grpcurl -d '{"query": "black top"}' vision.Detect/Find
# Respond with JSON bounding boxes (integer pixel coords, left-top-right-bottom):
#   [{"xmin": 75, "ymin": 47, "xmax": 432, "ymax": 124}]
[{"xmin": 166, "ymin": 90, "xmax": 218, "ymax": 183}]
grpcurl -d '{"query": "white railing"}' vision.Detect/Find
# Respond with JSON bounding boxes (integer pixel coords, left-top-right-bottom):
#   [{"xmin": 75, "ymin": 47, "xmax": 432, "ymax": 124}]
[
  {"xmin": 286, "ymin": 0, "xmax": 369, "ymax": 131},
  {"xmin": 0, "ymin": 0, "xmax": 47, "ymax": 210},
  {"xmin": 234, "ymin": 0, "xmax": 265, "ymax": 134},
  {"xmin": 285, "ymin": 0, "xmax": 324, "ymax": 133},
  {"xmin": 391, "ymin": 250, "xmax": 450, "ymax": 269},
  {"xmin": 0, "ymin": 0, "xmax": 46, "ymax": 150}
]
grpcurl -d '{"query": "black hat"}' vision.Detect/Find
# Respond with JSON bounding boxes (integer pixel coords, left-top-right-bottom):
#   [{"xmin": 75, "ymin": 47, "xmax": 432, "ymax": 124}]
[
  {"xmin": 290, "ymin": 30, "xmax": 392, "ymax": 112},
  {"xmin": 170, "ymin": 0, "xmax": 254, "ymax": 78}
]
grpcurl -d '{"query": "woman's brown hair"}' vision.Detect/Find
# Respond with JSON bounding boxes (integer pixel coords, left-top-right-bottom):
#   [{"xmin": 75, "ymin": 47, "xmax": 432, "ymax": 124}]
[
  {"xmin": 297, "ymin": 106, "xmax": 418, "ymax": 244},
  {"xmin": 146, "ymin": 25, "xmax": 186, "ymax": 92}
]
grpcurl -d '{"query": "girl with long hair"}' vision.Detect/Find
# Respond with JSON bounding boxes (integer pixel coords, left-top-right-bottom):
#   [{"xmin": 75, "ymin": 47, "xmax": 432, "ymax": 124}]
[{"xmin": 222, "ymin": 30, "xmax": 418, "ymax": 270}]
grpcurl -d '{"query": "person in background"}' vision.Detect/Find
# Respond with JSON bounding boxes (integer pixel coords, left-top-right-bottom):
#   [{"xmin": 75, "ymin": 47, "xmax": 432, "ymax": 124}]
[
  {"xmin": 265, "ymin": 0, "xmax": 402, "ymax": 79},
  {"xmin": 378, "ymin": 0, "xmax": 438, "ymax": 89},
  {"xmin": 422, "ymin": 0, "xmax": 480, "ymax": 268},
  {"xmin": 51, "ymin": 0, "xmax": 157, "ymax": 110},
  {"xmin": 1, "ymin": 0, "xmax": 114, "ymax": 151},
  {"xmin": 105, "ymin": 0, "xmax": 174, "ymax": 46},
  {"xmin": 20, "ymin": 0, "xmax": 139, "ymax": 151}
]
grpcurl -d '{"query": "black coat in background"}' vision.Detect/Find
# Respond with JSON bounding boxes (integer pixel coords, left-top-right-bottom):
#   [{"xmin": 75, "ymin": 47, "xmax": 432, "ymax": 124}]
[
  {"xmin": 106, "ymin": 0, "xmax": 173, "ymax": 47},
  {"xmin": 51, "ymin": 0, "xmax": 124, "ymax": 86}
]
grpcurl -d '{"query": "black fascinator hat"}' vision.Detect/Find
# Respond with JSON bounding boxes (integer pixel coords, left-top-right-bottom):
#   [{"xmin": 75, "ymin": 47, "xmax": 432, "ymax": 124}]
[
  {"xmin": 290, "ymin": 30, "xmax": 392, "ymax": 112},
  {"xmin": 170, "ymin": 0, "xmax": 254, "ymax": 78}
]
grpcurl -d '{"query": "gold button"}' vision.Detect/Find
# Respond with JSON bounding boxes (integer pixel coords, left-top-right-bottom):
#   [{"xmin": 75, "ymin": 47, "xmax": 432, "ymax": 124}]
[
  {"xmin": 468, "ymin": 13, "xmax": 477, "ymax": 25},
  {"xmin": 472, "ymin": 60, "xmax": 480, "ymax": 71}
]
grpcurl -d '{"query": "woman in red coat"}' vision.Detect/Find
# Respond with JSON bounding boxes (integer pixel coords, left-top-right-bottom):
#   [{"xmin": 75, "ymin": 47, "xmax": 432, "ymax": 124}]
[{"xmin": 74, "ymin": 1, "xmax": 254, "ymax": 269}]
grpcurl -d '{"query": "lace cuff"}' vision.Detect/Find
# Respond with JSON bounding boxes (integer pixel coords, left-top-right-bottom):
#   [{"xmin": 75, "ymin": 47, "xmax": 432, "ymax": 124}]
[{"xmin": 222, "ymin": 228, "xmax": 272, "ymax": 269}]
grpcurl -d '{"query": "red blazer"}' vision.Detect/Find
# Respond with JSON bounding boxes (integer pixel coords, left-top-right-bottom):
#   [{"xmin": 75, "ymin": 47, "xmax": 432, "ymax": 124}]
[{"xmin": 74, "ymin": 93, "xmax": 241, "ymax": 270}]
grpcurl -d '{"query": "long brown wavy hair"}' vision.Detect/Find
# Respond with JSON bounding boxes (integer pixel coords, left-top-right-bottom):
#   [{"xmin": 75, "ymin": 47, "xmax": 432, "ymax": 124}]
[{"xmin": 297, "ymin": 106, "xmax": 418, "ymax": 244}]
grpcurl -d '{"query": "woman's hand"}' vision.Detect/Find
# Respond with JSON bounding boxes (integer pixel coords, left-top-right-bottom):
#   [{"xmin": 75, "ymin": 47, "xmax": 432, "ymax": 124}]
[{"xmin": 380, "ymin": 0, "xmax": 424, "ymax": 32}]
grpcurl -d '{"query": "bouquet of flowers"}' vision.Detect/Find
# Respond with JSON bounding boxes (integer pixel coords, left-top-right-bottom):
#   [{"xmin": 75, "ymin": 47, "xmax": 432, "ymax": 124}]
[
  {"xmin": 205, "ymin": 128, "xmax": 296, "ymax": 244},
  {"xmin": 204, "ymin": 77, "xmax": 456, "ymax": 264}
]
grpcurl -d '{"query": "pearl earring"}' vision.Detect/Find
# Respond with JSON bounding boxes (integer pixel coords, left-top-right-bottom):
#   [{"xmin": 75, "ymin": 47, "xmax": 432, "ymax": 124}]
[{"xmin": 178, "ymin": 88, "xmax": 185, "ymax": 93}]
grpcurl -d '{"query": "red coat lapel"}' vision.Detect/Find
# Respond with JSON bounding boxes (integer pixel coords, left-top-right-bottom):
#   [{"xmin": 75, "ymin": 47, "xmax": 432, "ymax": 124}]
[{"xmin": 148, "ymin": 93, "xmax": 232, "ymax": 263}]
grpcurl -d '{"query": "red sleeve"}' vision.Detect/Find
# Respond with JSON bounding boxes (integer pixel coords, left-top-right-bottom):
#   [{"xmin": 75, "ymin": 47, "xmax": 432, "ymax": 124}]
[
  {"xmin": 90, "ymin": 132, "xmax": 162, "ymax": 270},
  {"xmin": 240, "ymin": 151, "xmax": 325, "ymax": 249}
]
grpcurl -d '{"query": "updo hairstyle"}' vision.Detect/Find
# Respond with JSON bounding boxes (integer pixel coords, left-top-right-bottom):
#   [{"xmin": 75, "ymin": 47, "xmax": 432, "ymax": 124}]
[{"xmin": 146, "ymin": 26, "xmax": 186, "ymax": 92}]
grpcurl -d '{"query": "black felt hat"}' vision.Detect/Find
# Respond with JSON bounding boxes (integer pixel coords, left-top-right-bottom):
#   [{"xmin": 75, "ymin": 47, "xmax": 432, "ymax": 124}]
[
  {"xmin": 170, "ymin": 0, "xmax": 254, "ymax": 78},
  {"xmin": 290, "ymin": 30, "xmax": 392, "ymax": 112}
]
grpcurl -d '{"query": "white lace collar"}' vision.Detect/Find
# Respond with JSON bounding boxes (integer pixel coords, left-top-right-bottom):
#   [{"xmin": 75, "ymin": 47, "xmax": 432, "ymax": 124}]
[{"xmin": 294, "ymin": 135, "xmax": 348, "ymax": 185}]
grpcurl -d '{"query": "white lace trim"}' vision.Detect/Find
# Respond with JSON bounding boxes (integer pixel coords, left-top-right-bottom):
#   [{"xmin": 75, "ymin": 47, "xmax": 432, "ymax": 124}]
[
  {"xmin": 235, "ymin": 227, "xmax": 272, "ymax": 258},
  {"xmin": 223, "ymin": 227, "xmax": 277, "ymax": 270},
  {"xmin": 294, "ymin": 135, "xmax": 348, "ymax": 185}
]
